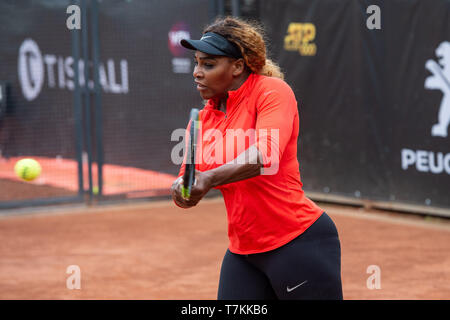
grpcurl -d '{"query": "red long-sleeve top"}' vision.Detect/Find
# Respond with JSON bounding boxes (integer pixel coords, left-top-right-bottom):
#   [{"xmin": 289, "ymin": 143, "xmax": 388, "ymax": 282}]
[{"xmin": 177, "ymin": 73, "xmax": 323, "ymax": 254}]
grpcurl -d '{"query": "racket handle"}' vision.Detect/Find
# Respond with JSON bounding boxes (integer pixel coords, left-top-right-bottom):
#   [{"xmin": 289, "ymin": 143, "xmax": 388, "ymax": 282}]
[{"xmin": 181, "ymin": 185, "xmax": 190, "ymax": 200}]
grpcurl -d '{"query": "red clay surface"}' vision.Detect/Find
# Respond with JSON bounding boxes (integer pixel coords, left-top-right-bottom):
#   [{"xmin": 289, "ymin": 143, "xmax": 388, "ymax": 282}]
[
  {"xmin": 0, "ymin": 198, "xmax": 449, "ymax": 300},
  {"xmin": 0, "ymin": 156, "xmax": 176, "ymax": 198},
  {"xmin": 0, "ymin": 179, "xmax": 75, "ymax": 201}
]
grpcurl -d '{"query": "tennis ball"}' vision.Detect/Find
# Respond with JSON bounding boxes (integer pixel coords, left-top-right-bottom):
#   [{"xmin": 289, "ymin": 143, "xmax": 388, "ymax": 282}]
[
  {"xmin": 92, "ymin": 186, "xmax": 99, "ymax": 195},
  {"xmin": 14, "ymin": 158, "xmax": 42, "ymax": 181}
]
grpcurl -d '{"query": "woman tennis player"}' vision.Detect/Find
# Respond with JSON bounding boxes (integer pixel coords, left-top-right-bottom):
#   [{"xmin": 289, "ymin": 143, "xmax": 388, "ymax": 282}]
[{"xmin": 171, "ymin": 17, "xmax": 343, "ymax": 300}]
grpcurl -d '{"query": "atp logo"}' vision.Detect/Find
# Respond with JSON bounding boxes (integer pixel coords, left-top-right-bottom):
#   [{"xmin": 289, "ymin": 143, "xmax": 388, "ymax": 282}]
[
  {"xmin": 284, "ymin": 23, "xmax": 316, "ymax": 56},
  {"xmin": 425, "ymin": 41, "xmax": 450, "ymax": 138}
]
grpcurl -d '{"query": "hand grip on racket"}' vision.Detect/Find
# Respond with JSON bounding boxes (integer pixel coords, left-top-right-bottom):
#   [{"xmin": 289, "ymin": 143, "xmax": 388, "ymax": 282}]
[{"xmin": 181, "ymin": 108, "xmax": 200, "ymax": 200}]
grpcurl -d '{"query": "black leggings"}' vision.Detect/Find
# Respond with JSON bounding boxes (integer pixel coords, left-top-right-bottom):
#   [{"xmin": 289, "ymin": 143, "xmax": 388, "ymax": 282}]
[{"xmin": 217, "ymin": 212, "xmax": 343, "ymax": 300}]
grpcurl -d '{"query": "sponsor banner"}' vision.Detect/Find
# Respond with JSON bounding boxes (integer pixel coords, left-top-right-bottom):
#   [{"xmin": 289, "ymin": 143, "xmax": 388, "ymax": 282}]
[
  {"xmin": 0, "ymin": 1, "xmax": 79, "ymax": 159},
  {"xmin": 95, "ymin": 0, "xmax": 208, "ymax": 173},
  {"xmin": 168, "ymin": 22, "xmax": 192, "ymax": 73},
  {"xmin": 17, "ymin": 38, "xmax": 129, "ymax": 101},
  {"xmin": 0, "ymin": 0, "xmax": 209, "ymax": 175},
  {"xmin": 260, "ymin": 0, "xmax": 450, "ymax": 208}
]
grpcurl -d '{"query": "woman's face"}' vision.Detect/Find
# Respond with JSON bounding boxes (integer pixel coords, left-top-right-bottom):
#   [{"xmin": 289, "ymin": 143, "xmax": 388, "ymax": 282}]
[{"xmin": 193, "ymin": 51, "xmax": 238, "ymax": 101}]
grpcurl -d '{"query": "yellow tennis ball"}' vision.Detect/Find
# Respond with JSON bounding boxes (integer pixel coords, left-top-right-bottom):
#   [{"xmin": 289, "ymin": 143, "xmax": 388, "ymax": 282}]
[{"xmin": 14, "ymin": 158, "xmax": 42, "ymax": 181}]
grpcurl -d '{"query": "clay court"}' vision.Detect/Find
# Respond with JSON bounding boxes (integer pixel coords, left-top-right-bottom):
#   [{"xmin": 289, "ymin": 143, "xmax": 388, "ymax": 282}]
[{"xmin": 0, "ymin": 196, "xmax": 449, "ymax": 300}]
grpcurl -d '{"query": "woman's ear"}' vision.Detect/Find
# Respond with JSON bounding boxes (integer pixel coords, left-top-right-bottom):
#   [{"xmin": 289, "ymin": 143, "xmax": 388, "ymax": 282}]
[{"xmin": 231, "ymin": 58, "xmax": 245, "ymax": 77}]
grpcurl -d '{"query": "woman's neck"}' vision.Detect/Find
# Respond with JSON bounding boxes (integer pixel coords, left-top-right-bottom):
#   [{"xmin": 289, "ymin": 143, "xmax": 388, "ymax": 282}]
[{"xmin": 215, "ymin": 71, "xmax": 251, "ymax": 111}]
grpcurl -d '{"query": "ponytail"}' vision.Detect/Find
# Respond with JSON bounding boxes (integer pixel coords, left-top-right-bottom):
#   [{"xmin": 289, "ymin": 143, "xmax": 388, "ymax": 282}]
[{"xmin": 259, "ymin": 58, "xmax": 284, "ymax": 80}]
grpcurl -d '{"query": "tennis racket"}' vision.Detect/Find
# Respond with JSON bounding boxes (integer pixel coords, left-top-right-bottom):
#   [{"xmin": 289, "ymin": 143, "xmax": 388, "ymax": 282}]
[{"xmin": 181, "ymin": 108, "xmax": 200, "ymax": 200}]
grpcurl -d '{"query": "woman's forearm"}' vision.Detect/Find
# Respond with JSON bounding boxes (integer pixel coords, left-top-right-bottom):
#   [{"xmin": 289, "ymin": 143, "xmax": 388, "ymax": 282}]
[{"xmin": 206, "ymin": 145, "xmax": 263, "ymax": 188}]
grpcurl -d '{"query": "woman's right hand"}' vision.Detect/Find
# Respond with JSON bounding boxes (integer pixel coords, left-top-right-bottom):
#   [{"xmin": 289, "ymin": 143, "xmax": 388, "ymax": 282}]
[
  {"xmin": 170, "ymin": 170, "xmax": 214, "ymax": 208},
  {"xmin": 170, "ymin": 176, "xmax": 193, "ymax": 209}
]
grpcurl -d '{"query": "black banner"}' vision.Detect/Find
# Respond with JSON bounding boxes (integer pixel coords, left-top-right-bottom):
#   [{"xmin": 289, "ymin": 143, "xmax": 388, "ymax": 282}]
[
  {"xmin": 0, "ymin": 0, "xmax": 211, "ymax": 204},
  {"xmin": 96, "ymin": 0, "xmax": 209, "ymax": 174},
  {"xmin": 260, "ymin": 0, "xmax": 450, "ymax": 210},
  {"xmin": 0, "ymin": 0, "xmax": 209, "ymax": 175},
  {"xmin": 0, "ymin": 1, "xmax": 78, "ymax": 159},
  {"xmin": 1, "ymin": 0, "xmax": 449, "ymax": 211}
]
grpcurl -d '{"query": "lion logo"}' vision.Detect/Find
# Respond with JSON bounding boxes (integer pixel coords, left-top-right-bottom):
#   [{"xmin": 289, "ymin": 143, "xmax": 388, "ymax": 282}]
[{"xmin": 425, "ymin": 41, "xmax": 450, "ymax": 137}]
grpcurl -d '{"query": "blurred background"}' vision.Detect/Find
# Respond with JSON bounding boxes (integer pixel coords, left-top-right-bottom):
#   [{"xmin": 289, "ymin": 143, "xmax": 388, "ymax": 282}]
[{"xmin": 0, "ymin": 0, "xmax": 449, "ymax": 218}]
